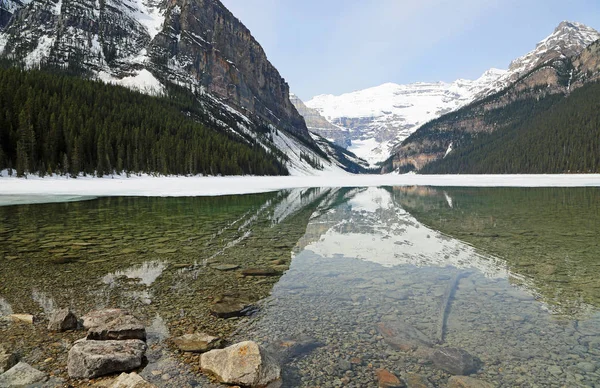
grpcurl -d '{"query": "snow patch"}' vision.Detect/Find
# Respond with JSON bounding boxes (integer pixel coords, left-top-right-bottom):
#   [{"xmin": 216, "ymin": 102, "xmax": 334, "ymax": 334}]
[
  {"xmin": 24, "ymin": 35, "xmax": 55, "ymax": 68},
  {"xmin": 98, "ymin": 69, "xmax": 164, "ymax": 94},
  {"xmin": 123, "ymin": 0, "xmax": 165, "ymax": 40}
]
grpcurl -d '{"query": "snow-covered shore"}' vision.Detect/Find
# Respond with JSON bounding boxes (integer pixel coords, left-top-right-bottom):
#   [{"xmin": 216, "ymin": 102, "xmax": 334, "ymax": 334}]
[{"xmin": 0, "ymin": 172, "xmax": 599, "ymax": 203}]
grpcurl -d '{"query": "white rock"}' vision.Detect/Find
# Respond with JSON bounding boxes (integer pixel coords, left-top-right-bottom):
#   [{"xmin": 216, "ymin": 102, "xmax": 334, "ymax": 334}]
[
  {"xmin": 200, "ymin": 341, "xmax": 281, "ymax": 387},
  {"xmin": 109, "ymin": 372, "xmax": 157, "ymax": 388}
]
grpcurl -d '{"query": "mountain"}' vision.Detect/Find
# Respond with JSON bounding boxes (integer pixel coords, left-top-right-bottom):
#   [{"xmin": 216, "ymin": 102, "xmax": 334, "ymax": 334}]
[
  {"xmin": 390, "ymin": 21, "xmax": 600, "ymax": 173},
  {"xmin": 0, "ymin": 0, "xmax": 353, "ymax": 175},
  {"xmin": 303, "ymin": 69, "xmax": 507, "ymax": 166}
]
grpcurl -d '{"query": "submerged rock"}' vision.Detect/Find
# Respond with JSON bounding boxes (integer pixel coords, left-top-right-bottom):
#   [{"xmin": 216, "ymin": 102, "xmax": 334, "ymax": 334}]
[
  {"xmin": 447, "ymin": 376, "xmax": 495, "ymax": 388},
  {"xmin": 48, "ymin": 308, "xmax": 79, "ymax": 332},
  {"xmin": 376, "ymin": 368, "xmax": 405, "ymax": 388},
  {"xmin": 212, "ymin": 264, "xmax": 240, "ymax": 271},
  {"xmin": 430, "ymin": 348, "xmax": 480, "ymax": 375},
  {"xmin": 83, "ymin": 309, "xmax": 146, "ymax": 341},
  {"xmin": 210, "ymin": 295, "xmax": 257, "ymax": 319},
  {"xmin": 109, "ymin": 372, "xmax": 157, "ymax": 388},
  {"xmin": 241, "ymin": 268, "xmax": 280, "ymax": 277},
  {"xmin": 405, "ymin": 373, "xmax": 430, "ymax": 388},
  {"xmin": 200, "ymin": 341, "xmax": 281, "ymax": 387},
  {"xmin": 173, "ymin": 333, "xmax": 221, "ymax": 353},
  {"xmin": 377, "ymin": 319, "xmax": 432, "ymax": 351},
  {"xmin": 265, "ymin": 336, "xmax": 323, "ymax": 363},
  {"xmin": 0, "ymin": 362, "xmax": 47, "ymax": 386},
  {"xmin": 67, "ymin": 339, "xmax": 147, "ymax": 379}
]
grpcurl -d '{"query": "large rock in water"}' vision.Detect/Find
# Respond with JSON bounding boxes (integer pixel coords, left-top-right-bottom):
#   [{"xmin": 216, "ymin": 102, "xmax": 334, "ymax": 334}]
[
  {"xmin": 173, "ymin": 333, "xmax": 221, "ymax": 353},
  {"xmin": 200, "ymin": 341, "xmax": 281, "ymax": 387},
  {"xmin": 67, "ymin": 339, "xmax": 147, "ymax": 379},
  {"xmin": 430, "ymin": 348, "xmax": 480, "ymax": 375},
  {"xmin": 0, "ymin": 362, "xmax": 47, "ymax": 386},
  {"xmin": 377, "ymin": 319, "xmax": 432, "ymax": 351},
  {"xmin": 48, "ymin": 308, "xmax": 79, "ymax": 332},
  {"xmin": 83, "ymin": 309, "xmax": 146, "ymax": 341}
]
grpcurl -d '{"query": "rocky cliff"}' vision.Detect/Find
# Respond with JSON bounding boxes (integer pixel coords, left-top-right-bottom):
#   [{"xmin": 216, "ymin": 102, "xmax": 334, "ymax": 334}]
[
  {"xmin": 391, "ymin": 21, "xmax": 600, "ymax": 173},
  {"xmin": 0, "ymin": 0, "xmax": 316, "ymax": 153}
]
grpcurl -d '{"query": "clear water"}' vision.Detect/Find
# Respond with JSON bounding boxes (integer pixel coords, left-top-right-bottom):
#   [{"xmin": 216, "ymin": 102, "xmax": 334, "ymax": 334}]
[{"xmin": 1, "ymin": 186, "xmax": 599, "ymax": 387}]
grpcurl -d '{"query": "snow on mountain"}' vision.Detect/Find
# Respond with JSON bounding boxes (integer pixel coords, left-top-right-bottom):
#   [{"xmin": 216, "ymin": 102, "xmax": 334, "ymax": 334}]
[
  {"xmin": 475, "ymin": 21, "xmax": 600, "ymax": 99},
  {"xmin": 305, "ymin": 69, "xmax": 506, "ymax": 166}
]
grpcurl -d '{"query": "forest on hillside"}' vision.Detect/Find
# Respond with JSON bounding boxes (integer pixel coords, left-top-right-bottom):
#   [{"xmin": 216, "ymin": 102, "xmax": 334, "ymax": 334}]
[
  {"xmin": 421, "ymin": 81, "xmax": 600, "ymax": 174},
  {"xmin": 0, "ymin": 66, "xmax": 289, "ymax": 177}
]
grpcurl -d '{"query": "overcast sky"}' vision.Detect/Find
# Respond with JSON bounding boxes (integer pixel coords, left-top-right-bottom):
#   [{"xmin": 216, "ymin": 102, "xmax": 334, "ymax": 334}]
[{"xmin": 220, "ymin": 0, "xmax": 600, "ymax": 100}]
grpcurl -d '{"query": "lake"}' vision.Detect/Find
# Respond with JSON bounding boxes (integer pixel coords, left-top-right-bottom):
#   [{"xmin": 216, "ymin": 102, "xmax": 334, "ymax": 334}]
[{"xmin": 1, "ymin": 186, "xmax": 599, "ymax": 387}]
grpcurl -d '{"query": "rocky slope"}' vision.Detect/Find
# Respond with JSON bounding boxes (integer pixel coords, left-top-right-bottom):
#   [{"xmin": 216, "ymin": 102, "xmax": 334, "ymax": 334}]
[
  {"xmin": 390, "ymin": 21, "xmax": 600, "ymax": 173},
  {"xmin": 304, "ymin": 69, "xmax": 506, "ymax": 166},
  {"xmin": 0, "ymin": 0, "xmax": 352, "ymax": 174}
]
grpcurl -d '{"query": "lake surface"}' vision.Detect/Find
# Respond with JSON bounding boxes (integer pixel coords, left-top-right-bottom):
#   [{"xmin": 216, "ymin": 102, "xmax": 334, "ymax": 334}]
[{"xmin": 1, "ymin": 186, "xmax": 599, "ymax": 387}]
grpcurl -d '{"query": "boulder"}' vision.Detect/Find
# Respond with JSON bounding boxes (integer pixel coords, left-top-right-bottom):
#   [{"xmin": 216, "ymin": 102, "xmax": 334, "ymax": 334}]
[
  {"xmin": 109, "ymin": 372, "xmax": 157, "ymax": 388},
  {"xmin": 430, "ymin": 348, "xmax": 480, "ymax": 375},
  {"xmin": 448, "ymin": 376, "xmax": 495, "ymax": 388},
  {"xmin": 83, "ymin": 309, "xmax": 146, "ymax": 341},
  {"xmin": 173, "ymin": 333, "xmax": 221, "ymax": 353},
  {"xmin": 200, "ymin": 341, "xmax": 281, "ymax": 387},
  {"xmin": 377, "ymin": 319, "xmax": 432, "ymax": 351},
  {"xmin": 0, "ymin": 346, "xmax": 18, "ymax": 374},
  {"xmin": 0, "ymin": 362, "xmax": 47, "ymax": 386},
  {"xmin": 68, "ymin": 339, "xmax": 147, "ymax": 379},
  {"xmin": 376, "ymin": 368, "xmax": 405, "ymax": 388},
  {"xmin": 47, "ymin": 308, "xmax": 79, "ymax": 332}
]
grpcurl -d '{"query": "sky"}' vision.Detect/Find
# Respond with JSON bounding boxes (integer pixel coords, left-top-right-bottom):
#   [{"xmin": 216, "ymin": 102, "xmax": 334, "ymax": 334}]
[{"xmin": 220, "ymin": 0, "xmax": 600, "ymax": 101}]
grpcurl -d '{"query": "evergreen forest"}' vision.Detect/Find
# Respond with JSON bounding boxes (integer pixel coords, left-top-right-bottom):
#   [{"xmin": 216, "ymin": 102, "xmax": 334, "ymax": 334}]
[
  {"xmin": 421, "ymin": 81, "xmax": 600, "ymax": 174},
  {"xmin": 0, "ymin": 66, "xmax": 289, "ymax": 177}
]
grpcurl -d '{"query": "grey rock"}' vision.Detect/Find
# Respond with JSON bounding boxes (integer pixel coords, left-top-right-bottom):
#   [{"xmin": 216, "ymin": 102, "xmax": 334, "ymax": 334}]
[
  {"xmin": 67, "ymin": 339, "xmax": 147, "ymax": 379},
  {"xmin": 576, "ymin": 361, "xmax": 596, "ymax": 373},
  {"xmin": 0, "ymin": 362, "xmax": 47, "ymax": 387},
  {"xmin": 109, "ymin": 372, "xmax": 157, "ymax": 388},
  {"xmin": 447, "ymin": 376, "xmax": 495, "ymax": 388},
  {"xmin": 83, "ymin": 309, "xmax": 146, "ymax": 341},
  {"xmin": 47, "ymin": 308, "xmax": 79, "ymax": 332},
  {"xmin": 172, "ymin": 333, "xmax": 221, "ymax": 353},
  {"xmin": 212, "ymin": 264, "xmax": 240, "ymax": 271},
  {"xmin": 200, "ymin": 341, "xmax": 281, "ymax": 387},
  {"xmin": 430, "ymin": 348, "xmax": 480, "ymax": 375},
  {"xmin": 210, "ymin": 300, "xmax": 256, "ymax": 319}
]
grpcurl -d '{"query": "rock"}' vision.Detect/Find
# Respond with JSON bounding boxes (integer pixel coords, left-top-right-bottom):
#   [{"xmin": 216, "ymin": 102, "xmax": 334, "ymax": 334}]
[
  {"xmin": 576, "ymin": 361, "xmax": 597, "ymax": 373},
  {"xmin": 47, "ymin": 308, "xmax": 79, "ymax": 332},
  {"xmin": 173, "ymin": 333, "xmax": 221, "ymax": 353},
  {"xmin": 547, "ymin": 365, "xmax": 563, "ymax": 376},
  {"xmin": 0, "ymin": 346, "xmax": 18, "ymax": 374},
  {"xmin": 265, "ymin": 337, "xmax": 323, "ymax": 363},
  {"xmin": 430, "ymin": 348, "xmax": 480, "ymax": 375},
  {"xmin": 241, "ymin": 268, "xmax": 280, "ymax": 277},
  {"xmin": 212, "ymin": 264, "xmax": 240, "ymax": 271},
  {"xmin": 109, "ymin": 372, "xmax": 157, "ymax": 388},
  {"xmin": 377, "ymin": 319, "xmax": 432, "ymax": 351},
  {"xmin": 83, "ymin": 309, "xmax": 146, "ymax": 341},
  {"xmin": 405, "ymin": 373, "xmax": 430, "ymax": 388},
  {"xmin": 376, "ymin": 368, "xmax": 405, "ymax": 388},
  {"xmin": 200, "ymin": 341, "xmax": 281, "ymax": 387},
  {"xmin": 8, "ymin": 314, "xmax": 34, "ymax": 324},
  {"xmin": 210, "ymin": 300, "xmax": 256, "ymax": 319},
  {"xmin": 67, "ymin": 339, "xmax": 147, "ymax": 379},
  {"xmin": 0, "ymin": 362, "xmax": 47, "ymax": 386},
  {"xmin": 448, "ymin": 376, "xmax": 495, "ymax": 388}
]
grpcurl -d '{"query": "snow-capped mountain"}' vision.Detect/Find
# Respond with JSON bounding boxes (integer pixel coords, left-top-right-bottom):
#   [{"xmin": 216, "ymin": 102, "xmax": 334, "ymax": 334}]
[
  {"xmin": 475, "ymin": 21, "xmax": 600, "ymax": 99},
  {"xmin": 0, "ymin": 0, "xmax": 357, "ymax": 175},
  {"xmin": 304, "ymin": 21, "xmax": 600, "ymax": 167},
  {"xmin": 304, "ymin": 69, "xmax": 506, "ymax": 166}
]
